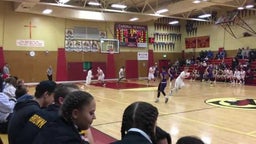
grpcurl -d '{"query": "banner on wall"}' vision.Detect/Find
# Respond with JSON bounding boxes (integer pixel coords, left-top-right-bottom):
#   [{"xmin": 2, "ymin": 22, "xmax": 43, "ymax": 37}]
[
  {"xmin": 16, "ymin": 40, "xmax": 45, "ymax": 47},
  {"xmin": 65, "ymin": 27, "xmax": 100, "ymax": 52},
  {"xmin": 137, "ymin": 52, "xmax": 148, "ymax": 60},
  {"xmin": 65, "ymin": 40, "xmax": 99, "ymax": 52},
  {"xmin": 197, "ymin": 36, "xmax": 210, "ymax": 48},
  {"xmin": 185, "ymin": 37, "xmax": 197, "ymax": 49},
  {"xmin": 115, "ymin": 24, "xmax": 148, "ymax": 48},
  {"xmin": 185, "ymin": 36, "xmax": 210, "ymax": 49}
]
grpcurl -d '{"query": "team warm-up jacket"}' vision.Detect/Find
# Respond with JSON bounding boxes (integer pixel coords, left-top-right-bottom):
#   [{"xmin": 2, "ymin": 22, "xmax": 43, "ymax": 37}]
[
  {"xmin": 8, "ymin": 96, "xmax": 41, "ymax": 144},
  {"xmin": 32, "ymin": 117, "xmax": 89, "ymax": 144}
]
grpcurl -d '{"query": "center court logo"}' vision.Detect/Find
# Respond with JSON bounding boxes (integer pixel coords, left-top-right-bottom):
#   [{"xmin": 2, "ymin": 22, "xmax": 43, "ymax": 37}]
[{"xmin": 205, "ymin": 98, "xmax": 256, "ymax": 110}]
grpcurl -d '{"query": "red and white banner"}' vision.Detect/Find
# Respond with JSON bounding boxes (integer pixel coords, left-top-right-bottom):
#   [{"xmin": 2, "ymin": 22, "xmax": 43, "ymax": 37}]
[{"xmin": 16, "ymin": 40, "xmax": 45, "ymax": 47}]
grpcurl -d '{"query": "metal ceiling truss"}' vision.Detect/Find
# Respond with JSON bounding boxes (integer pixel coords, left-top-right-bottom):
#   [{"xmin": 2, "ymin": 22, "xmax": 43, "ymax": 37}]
[
  {"xmin": 220, "ymin": 15, "xmax": 256, "ymax": 38},
  {"xmin": 4, "ymin": 0, "xmax": 256, "ymax": 22}
]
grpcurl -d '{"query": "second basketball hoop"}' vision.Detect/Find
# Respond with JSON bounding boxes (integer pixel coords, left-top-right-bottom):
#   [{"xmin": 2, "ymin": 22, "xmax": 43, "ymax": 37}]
[{"xmin": 100, "ymin": 39, "xmax": 119, "ymax": 54}]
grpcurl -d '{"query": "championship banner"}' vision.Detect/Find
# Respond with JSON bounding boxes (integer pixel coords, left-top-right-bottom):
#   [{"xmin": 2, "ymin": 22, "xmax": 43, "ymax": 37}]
[
  {"xmin": 115, "ymin": 24, "xmax": 147, "ymax": 48},
  {"xmin": 185, "ymin": 37, "xmax": 197, "ymax": 49},
  {"xmin": 16, "ymin": 40, "xmax": 45, "ymax": 47},
  {"xmin": 65, "ymin": 40, "xmax": 99, "ymax": 52},
  {"xmin": 185, "ymin": 36, "xmax": 210, "ymax": 49},
  {"xmin": 197, "ymin": 36, "xmax": 210, "ymax": 48},
  {"xmin": 64, "ymin": 27, "xmax": 100, "ymax": 52}
]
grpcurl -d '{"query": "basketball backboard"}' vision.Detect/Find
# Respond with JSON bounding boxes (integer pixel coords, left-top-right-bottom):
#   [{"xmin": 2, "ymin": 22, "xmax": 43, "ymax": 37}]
[{"xmin": 100, "ymin": 39, "xmax": 119, "ymax": 53}]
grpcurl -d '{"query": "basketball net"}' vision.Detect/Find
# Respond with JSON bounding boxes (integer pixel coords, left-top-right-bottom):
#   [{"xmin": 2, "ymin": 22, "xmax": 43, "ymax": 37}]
[{"xmin": 108, "ymin": 48, "xmax": 114, "ymax": 54}]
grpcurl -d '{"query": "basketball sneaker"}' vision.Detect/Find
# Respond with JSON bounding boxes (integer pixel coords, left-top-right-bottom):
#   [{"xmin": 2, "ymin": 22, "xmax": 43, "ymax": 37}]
[
  {"xmin": 169, "ymin": 90, "xmax": 173, "ymax": 96},
  {"xmin": 165, "ymin": 96, "xmax": 169, "ymax": 103}
]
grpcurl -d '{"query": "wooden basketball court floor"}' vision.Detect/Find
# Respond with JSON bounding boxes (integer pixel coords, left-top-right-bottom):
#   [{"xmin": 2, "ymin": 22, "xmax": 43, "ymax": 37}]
[{"xmin": 1, "ymin": 80, "xmax": 256, "ymax": 144}]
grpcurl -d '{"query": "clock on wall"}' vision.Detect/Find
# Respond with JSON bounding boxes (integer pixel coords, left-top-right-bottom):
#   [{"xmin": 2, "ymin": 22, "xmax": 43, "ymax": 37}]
[{"xmin": 29, "ymin": 51, "xmax": 35, "ymax": 57}]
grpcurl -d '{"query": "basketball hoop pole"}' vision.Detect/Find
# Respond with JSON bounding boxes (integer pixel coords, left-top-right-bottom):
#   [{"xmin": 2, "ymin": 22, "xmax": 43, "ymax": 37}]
[{"xmin": 217, "ymin": 14, "xmax": 256, "ymax": 39}]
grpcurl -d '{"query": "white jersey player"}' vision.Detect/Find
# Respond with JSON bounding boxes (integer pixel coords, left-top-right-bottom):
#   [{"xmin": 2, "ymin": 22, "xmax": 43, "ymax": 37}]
[
  {"xmin": 147, "ymin": 66, "xmax": 155, "ymax": 85},
  {"xmin": 169, "ymin": 67, "xmax": 190, "ymax": 96},
  {"xmin": 85, "ymin": 67, "xmax": 93, "ymax": 85},
  {"xmin": 97, "ymin": 67, "xmax": 105, "ymax": 86}
]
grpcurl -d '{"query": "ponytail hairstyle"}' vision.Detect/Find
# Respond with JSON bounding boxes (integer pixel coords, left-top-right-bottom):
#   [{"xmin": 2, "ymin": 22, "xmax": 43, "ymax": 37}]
[
  {"xmin": 176, "ymin": 136, "xmax": 204, "ymax": 144},
  {"xmin": 156, "ymin": 126, "xmax": 172, "ymax": 144},
  {"xmin": 121, "ymin": 101, "xmax": 158, "ymax": 143}
]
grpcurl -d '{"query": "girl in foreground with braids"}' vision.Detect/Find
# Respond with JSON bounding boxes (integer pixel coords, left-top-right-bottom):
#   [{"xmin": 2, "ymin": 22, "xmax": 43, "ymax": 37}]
[
  {"xmin": 32, "ymin": 91, "xmax": 96, "ymax": 144},
  {"xmin": 111, "ymin": 101, "xmax": 159, "ymax": 144}
]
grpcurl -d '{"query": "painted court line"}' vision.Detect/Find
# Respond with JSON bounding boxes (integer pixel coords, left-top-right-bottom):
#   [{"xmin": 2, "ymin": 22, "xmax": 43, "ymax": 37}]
[
  {"xmin": 93, "ymin": 121, "xmax": 122, "ymax": 127},
  {"xmin": 158, "ymin": 107, "xmax": 217, "ymax": 116},
  {"xmin": 96, "ymin": 96, "xmax": 129, "ymax": 105},
  {"xmin": 172, "ymin": 115, "xmax": 256, "ymax": 138},
  {"xmin": 246, "ymin": 131, "xmax": 256, "ymax": 135},
  {"xmin": 121, "ymin": 87, "xmax": 158, "ymax": 91}
]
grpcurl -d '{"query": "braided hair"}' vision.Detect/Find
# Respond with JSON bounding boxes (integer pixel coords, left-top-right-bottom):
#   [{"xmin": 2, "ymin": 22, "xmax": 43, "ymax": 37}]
[
  {"xmin": 156, "ymin": 126, "xmax": 172, "ymax": 144},
  {"xmin": 121, "ymin": 101, "xmax": 158, "ymax": 143},
  {"xmin": 176, "ymin": 136, "xmax": 204, "ymax": 144},
  {"xmin": 61, "ymin": 90, "xmax": 94, "ymax": 122}
]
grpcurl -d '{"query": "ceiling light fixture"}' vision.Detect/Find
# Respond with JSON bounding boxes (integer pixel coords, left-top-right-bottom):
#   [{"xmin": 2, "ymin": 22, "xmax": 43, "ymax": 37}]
[
  {"xmin": 111, "ymin": 4, "xmax": 127, "ymax": 9},
  {"xmin": 155, "ymin": 9, "xmax": 168, "ymax": 14},
  {"xmin": 237, "ymin": 6, "xmax": 244, "ymax": 10},
  {"xmin": 58, "ymin": 0, "xmax": 70, "ymax": 4},
  {"xmin": 245, "ymin": 4, "xmax": 254, "ymax": 9},
  {"xmin": 42, "ymin": 9, "xmax": 53, "ymax": 14},
  {"xmin": 169, "ymin": 20, "xmax": 179, "ymax": 25},
  {"xmin": 193, "ymin": 0, "xmax": 201, "ymax": 4},
  {"xmin": 88, "ymin": 1, "xmax": 101, "ymax": 6},
  {"xmin": 129, "ymin": 17, "xmax": 139, "ymax": 21},
  {"xmin": 191, "ymin": 18, "xmax": 209, "ymax": 22},
  {"xmin": 198, "ymin": 13, "xmax": 211, "ymax": 18}
]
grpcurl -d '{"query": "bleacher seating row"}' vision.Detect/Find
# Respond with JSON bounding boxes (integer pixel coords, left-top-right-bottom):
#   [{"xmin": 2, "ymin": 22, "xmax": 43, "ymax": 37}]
[{"xmin": 184, "ymin": 58, "xmax": 256, "ymax": 85}]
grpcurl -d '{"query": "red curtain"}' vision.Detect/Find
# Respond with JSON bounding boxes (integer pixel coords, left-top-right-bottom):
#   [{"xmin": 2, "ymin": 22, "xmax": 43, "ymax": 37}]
[
  {"xmin": 0, "ymin": 47, "xmax": 5, "ymax": 70},
  {"xmin": 126, "ymin": 60, "xmax": 138, "ymax": 79},
  {"xmin": 106, "ymin": 54, "xmax": 116, "ymax": 79},
  {"xmin": 56, "ymin": 48, "xmax": 68, "ymax": 81}
]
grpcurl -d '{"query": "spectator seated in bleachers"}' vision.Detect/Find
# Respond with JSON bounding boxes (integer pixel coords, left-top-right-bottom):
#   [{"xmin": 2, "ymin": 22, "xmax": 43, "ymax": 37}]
[
  {"xmin": 207, "ymin": 50, "xmax": 214, "ymax": 60},
  {"xmin": 249, "ymin": 49, "xmax": 256, "ymax": 62},
  {"xmin": 186, "ymin": 59, "xmax": 191, "ymax": 66},
  {"xmin": 236, "ymin": 48, "xmax": 243, "ymax": 59},
  {"xmin": 245, "ymin": 47, "xmax": 251, "ymax": 59},
  {"xmin": 245, "ymin": 68, "xmax": 254, "ymax": 84},
  {"xmin": 215, "ymin": 50, "xmax": 226, "ymax": 60}
]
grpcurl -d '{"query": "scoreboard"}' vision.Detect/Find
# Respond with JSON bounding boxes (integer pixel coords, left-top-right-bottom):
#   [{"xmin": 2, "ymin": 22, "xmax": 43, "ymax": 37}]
[{"xmin": 115, "ymin": 24, "xmax": 148, "ymax": 48}]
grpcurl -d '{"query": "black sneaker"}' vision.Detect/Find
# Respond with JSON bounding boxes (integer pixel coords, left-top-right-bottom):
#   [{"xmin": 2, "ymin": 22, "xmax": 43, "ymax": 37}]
[{"xmin": 165, "ymin": 97, "xmax": 169, "ymax": 103}]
